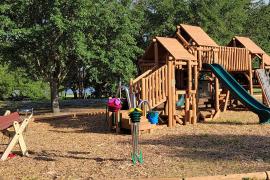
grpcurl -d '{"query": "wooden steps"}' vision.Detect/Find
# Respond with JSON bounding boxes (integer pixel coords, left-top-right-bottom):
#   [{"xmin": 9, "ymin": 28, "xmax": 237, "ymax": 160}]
[
  {"xmin": 120, "ymin": 110, "xmax": 155, "ymax": 134},
  {"xmin": 199, "ymin": 109, "xmax": 216, "ymax": 121}
]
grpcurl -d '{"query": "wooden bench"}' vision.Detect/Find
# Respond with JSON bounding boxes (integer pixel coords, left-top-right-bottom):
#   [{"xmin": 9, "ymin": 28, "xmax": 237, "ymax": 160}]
[{"xmin": 0, "ymin": 111, "xmax": 33, "ymax": 160}]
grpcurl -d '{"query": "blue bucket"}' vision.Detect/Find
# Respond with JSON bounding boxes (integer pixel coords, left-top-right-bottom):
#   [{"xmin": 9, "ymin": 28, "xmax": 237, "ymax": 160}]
[{"xmin": 146, "ymin": 111, "xmax": 159, "ymax": 124}]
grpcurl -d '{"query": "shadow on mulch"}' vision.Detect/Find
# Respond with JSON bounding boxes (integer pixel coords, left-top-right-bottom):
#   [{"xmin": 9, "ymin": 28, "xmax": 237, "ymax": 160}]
[
  {"xmin": 140, "ymin": 134, "xmax": 270, "ymax": 163},
  {"xmin": 202, "ymin": 121, "xmax": 259, "ymax": 125},
  {"xmin": 34, "ymin": 114, "xmax": 109, "ymax": 134},
  {"xmin": 31, "ymin": 150, "xmax": 128, "ymax": 162}
]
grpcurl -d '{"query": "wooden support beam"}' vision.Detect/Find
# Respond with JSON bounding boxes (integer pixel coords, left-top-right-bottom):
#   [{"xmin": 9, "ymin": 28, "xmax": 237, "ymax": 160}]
[
  {"xmin": 249, "ymin": 53, "xmax": 254, "ymax": 95},
  {"xmin": 232, "ymin": 37, "xmax": 236, "ymax": 47},
  {"xmin": 142, "ymin": 78, "xmax": 147, "ymax": 116},
  {"xmin": 198, "ymin": 50, "xmax": 202, "ymax": 70},
  {"xmin": 193, "ymin": 65, "xmax": 198, "ymax": 124},
  {"xmin": 262, "ymin": 53, "xmax": 265, "ymax": 69},
  {"xmin": 215, "ymin": 76, "xmax": 220, "ymax": 113},
  {"xmin": 172, "ymin": 61, "xmax": 176, "ymax": 127},
  {"xmin": 184, "ymin": 93, "xmax": 189, "ymax": 125},
  {"xmin": 175, "ymin": 32, "xmax": 190, "ymax": 48},
  {"xmin": 192, "ymin": 93, "xmax": 197, "ymax": 124},
  {"xmin": 188, "ymin": 60, "xmax": 192, "ymax": 124},
  {"xmin": 243, "ymin": 72, "xmax": 250, "ymax": 81},
  {"xmin": 223, "ymin": 90, "xmax": 230, "ymax": 112},
  {"xmin": 167, "ymin": 56, "xmax": 173, "ymax": 128}
]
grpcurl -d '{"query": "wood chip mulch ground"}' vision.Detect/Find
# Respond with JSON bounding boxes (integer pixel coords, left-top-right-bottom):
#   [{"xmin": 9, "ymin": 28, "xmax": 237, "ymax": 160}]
[{"xmin": 0, "ymin": 109, "xmax": 269, "ymax": 179}]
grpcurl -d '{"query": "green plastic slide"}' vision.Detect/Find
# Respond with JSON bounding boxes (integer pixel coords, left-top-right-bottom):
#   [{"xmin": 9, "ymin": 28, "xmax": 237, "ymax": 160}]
[{"xmin": 204, "ymin": 63, "xmax": 270, "ymax": 124}]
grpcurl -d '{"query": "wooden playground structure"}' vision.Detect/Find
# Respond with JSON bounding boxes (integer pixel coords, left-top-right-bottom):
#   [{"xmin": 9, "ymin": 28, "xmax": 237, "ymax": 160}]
[{"xmin": 108, "ymin": 23, "xmax": 270, "ymax": 132}]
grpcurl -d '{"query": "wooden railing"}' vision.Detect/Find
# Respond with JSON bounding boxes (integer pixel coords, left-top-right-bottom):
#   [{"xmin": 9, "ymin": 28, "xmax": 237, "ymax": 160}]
[
  {"xmin": 130, "ymin": 64, "xmax": 168, "ymax": 108},
  {"xmin": 218, "ymin": 46, "xmax": 250, "ymax": 71},
  {"xmin": 195, "ymin": 46, "xmax": 250, "ymax": 71},
  {"xmin": 130, "ymin": 66, "xmax": 157, "ymax": 100}
]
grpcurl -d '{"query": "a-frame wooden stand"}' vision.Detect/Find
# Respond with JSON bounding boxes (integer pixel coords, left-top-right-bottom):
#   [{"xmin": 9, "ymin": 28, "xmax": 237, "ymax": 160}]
[{"xmin": 1, "ymin": 111, "xmax": 33, "ymax": 160}]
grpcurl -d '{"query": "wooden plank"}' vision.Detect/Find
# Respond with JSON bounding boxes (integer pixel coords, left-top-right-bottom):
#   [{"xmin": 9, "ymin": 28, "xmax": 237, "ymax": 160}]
[
  {"xmin": 165, "ymin": 64, "xmax": 168, "ymax": 98},
  {"xmin": 188, "ymin": 61, "xmax": 192, "ymax": 124},
  {"xmin": 146, "ymin": 77, "xmax": 150, "ymax": 106},
  {"xmin": 215, "ymin": 77, "xmax": 220, "ymax": 112},
  {"xmin": 188, "ymin": 61, "xmax": 192, "ymax": 92},
  {"xmin": 249, "ymin": 53, "xmax": 253, "ymax": 95},
  {"xmin": 192, "ymin": 93, "xmax": 197, "ymax": 124},
  {"xmin": 132, "ymin": 69, "xmax": 153, "ymax": 84},
  {"xmin": 184, "ymin": 93, "xmax": 189, "ymax": 125},
  {"xmin": 172, "ymin": 62, "xmax": 176, "ymax": 127},
  {"xmin": 198, "ymin": 50, "xmax": 202, "ymax": 69},
  {"xmin": 194, "ymin": 65, "xmax": 198, "ymax": 124},
  {"xmin": 239, "ymin": 49, "xmax": 242, "ymax": 71},
  {"xmin": 221, "ymin": 47, "xmax": 224, "ymax": 68},
  {"xmin": 162, "ymin": 66, "xmax": 165, "ymax": 99},
  {"xmin": 142, "ymin": 78, "xmax": 146, "ymax": 115},
  {"xmin": 152, "ymin": 73, "xmax": 155, "ymax": 106},
  {"xmin": 168, "ymin": 59, "xmax": 173, "ymax": 127},
  {"xmin": 157, "ymin": 68, "xmax": 160, "ymax": 102},
  {"xmin": 176, "ymin": 90, "xmax": 186, "ymax": 95},
  {"xmin": 175, "ymin": 61, "xmax": 187, "ymax": 65},
  {"xmin": 184, "ymin": 171, "xmax": 267, "ymax": 180},
  {"xmin": 228, "ymin": 49, "xmax": 232, "ymax": 71},
  {"xmin": 223, "ymin": 90, "xmax": 230, "ymax": 112}
]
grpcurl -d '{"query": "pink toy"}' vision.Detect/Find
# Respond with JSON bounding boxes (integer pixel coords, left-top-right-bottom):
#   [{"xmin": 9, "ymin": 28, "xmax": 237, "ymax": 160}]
[{"xmin": 107, "ymin": 98, "xmax": 122, "ymax": 112}]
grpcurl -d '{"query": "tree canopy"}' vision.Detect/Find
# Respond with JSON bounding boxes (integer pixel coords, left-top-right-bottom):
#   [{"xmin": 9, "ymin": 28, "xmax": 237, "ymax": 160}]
[{"xmin": 0, "ymin": 0, "xmax": 270, "ymax": 112}]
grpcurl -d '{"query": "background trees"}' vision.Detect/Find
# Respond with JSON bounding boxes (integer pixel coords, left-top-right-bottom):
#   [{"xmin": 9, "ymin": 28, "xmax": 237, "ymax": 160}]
[
  {"xmin": 245, "ymin": 1, "xmax": 270, "ymax": 53},
  {"xmin": 0, "ymin": 0, "xmax": 143, "ymax": 112},
  {"xmin": 0, "ymin": 0, "xmax": 269, "ymax": 112}
]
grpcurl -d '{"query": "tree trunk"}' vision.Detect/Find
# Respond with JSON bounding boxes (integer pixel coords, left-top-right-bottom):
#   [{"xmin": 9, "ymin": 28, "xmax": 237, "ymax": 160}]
[
  {"xmin": 50, "ymin": 79, "xmax": 60, "ymax": 113},
  {"xmin": 72, "ymin": 88, "xmax": 78, "ymax": 99}
]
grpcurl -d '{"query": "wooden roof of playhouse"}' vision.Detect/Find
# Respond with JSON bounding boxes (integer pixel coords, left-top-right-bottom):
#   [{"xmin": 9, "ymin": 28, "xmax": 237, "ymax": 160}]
[
  {"xmin": 142, "ymin": 37, "xmax": 196, "ymax": 61},
  {"xmin": 179, "ymin": 24, "xmax": 218, "ymax": 47},
  {"xmin": 229, "ymin": 36, "xmax": 264, "ymax": 54},
  {"xmin": 228, "ymin": 36, "xmax": 270, "ymax": 65}
]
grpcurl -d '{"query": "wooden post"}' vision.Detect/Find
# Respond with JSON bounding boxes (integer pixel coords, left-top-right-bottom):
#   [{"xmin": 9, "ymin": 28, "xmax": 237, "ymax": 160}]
[
  {"xmin": 172, "ymin": 61, "xmax": 176, "ymax": 127},
  {"xmin": 176, "ymin": 25, "xmax": 180, "ymax": 33},
  {"xmin": 232, "ymin": 37, "xmax": 236, "ymax": 47},
  {"xmin": 193, "ymin": 64, "xmax": 198, "ymax": 124},
  {"xmin": 153, "ymin": 38, "xmax": 158, "ymax": 66},
  {"xmin": 142, "ymin": 78, "xmax": 146, "ymax": 115},
  {"xmin": 261, "ymin": 53, "xmax": 265, "ymax": 69},
  {"xmin": 212, "ymin": 48, "xmax": 216, "ymax": 64},
  {"xmin": 167, "ymin": 56, "xmax": 173, "ymax": 128},
  {"xmin": 249, "ymin": 53, "xmax": 253, "ymax": 95},
  {"xmin": 215, "ymin": 76, "xmax": 220, "ymax": 112},
  {"xmin": 223, "ymin": 90, "xmax": 230, "ymax": 112},
  {"xmin": 184, "ymin": 93, "xmax": 189, "ymax": 125},
  {"xmin": 188, "ymin": 60, "xmax": 192, "ymax": 123},
  {"xmin": 129, "ymin": 78, "xmax": 133, "ymax": 93},
  {"xmin": 192, "ymin": 93, "xmax": 197, "ymax": 124},
  {"xmin": 116, "ymin": 111, "xmax": 120, "ymax": 133}
]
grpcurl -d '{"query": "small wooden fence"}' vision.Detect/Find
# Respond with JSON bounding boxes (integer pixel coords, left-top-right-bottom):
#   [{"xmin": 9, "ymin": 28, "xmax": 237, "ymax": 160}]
[{"xmin": 196, "ymin": 46, "xmax": 250, "ymax": 71}]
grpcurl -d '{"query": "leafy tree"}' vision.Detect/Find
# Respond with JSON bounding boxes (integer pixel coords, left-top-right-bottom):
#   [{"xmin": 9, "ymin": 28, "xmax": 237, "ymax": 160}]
[
  {"xmin": 137, "ymin": 0, "xmax": 251, "ymax": 45},
  {"xmin": 183, "ymin": 0, "xmax": 251, "ymax": 45},
  {"xmin": 136, "ymin": 0, "xmax": 190, "ymax": 47},
  {"xmin": 0, "ymin": 0, "xmax": 143, "ymax": 111},
  {"xmin": 0, "ymin": 65, "xmax": 49, "ymax": 100},
  {"xmin": 81, "ymin": 1, "xmax": 144, "ymax": 97},
  {"xmin": 245, "ymin": 1, "xmax": 270, "ymax": 53}
]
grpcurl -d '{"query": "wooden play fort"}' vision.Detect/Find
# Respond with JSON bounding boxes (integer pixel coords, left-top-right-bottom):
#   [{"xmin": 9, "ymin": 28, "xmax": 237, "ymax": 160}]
[{"xmin": 107, "ymin": 23, "xmax": 270, "ymax": 132}]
